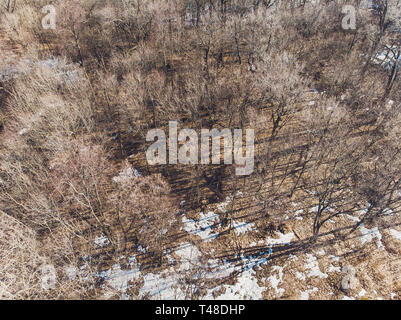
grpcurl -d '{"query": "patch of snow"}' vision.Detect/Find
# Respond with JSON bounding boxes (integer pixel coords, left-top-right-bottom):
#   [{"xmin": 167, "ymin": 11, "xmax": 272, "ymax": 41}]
[
  {"xmin": 166, "ymin": 254, "xmax": 175, "ymax": 265},
  {"xmin": 94, "ymin": 234, "xmax": 110, "ymax": 248},
  {"xmin": 211, "ymin": 267, "xmax": 266, "ymax": 300},
  {"xmin": 328, "ymin": 264, "xmax": 341, "ymax": 273},
  {"xmin": 216, "ymin": 196, "xmax": 232, "ymax": 213},
  {"xmin": 206, "ymin": 249, "xmax": 272, "ymax": 300},
  {"xmin": 309, "ymin": 206, "xmax": 319, "ymax": 213},
  {"xmin": 205, "ymin": 258, "xmax": 237, "ymax": 280},
  {"xmin": 300, "ymin": 287, "xmax": 318, "ymax": 300},
  {"xmin": 182, "ymin": 211, "xmax": 220, "ymax": 241},
  {"xmin": 389, "ymin": 229, "xmax": 401, "ymax": 241},
  {"xmin": 295, "ymin": 271, "xmax": 306, "ymax": 281},
  {"xmin": 295, "ymin": 209, "xmax": 303, "ymax": 216},
  {"xmin": 267, "ymin": 266, "xmax": 285, "ymax": 297},
  {"xmin": 232, "ymin": 220, "xmax": 255, "ymax": 235},
  {"xmin": 358, "ymin": 289, "xmax": 367, "ymax": 297},
  {"xmin": 304, "ymin": 254, "xmax": 328, "ymax": 279},
  {"xmin": 345, "ymin": 214, "xmax": 360, "ymax": 223},
  {"xmin": 175, "ymin": 242, "xmax": 202, "ymax": 271},
  {"xmin": 266, "ymin": 231, "xmax": 294, "ymax": 246},
  {"xmin": 139, "ymin": 269, "xmax": 185, "ymax": 299},
  {"xmin": 359, "ymin": 225, "xmax": 383, "ymax": 249},
  {"xmin": 112, "ymin": 167, "xmax": 137, "ymax": 184},
  {"xmin": 139, "ymin": 243, "xmax": 203, "ymax": 300},
  {"xmin": 137, "ymin": 245, "xmax": 147, "ymax": 254},
  {"xmin": 329, "ymin": 255, "xmax": 340, "ymax": 262},
  {"xmin": 18, "ymin": 128, "xmax": 28, "ymax": 135},
  {"xmin": 99, "ymin": 261, "xmax": 141, "ymax": 299}
]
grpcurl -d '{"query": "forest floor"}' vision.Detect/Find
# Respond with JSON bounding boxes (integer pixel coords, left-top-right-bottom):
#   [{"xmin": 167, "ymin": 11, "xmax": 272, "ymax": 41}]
[{"xmin": 1, "ymin": 22, "xmax": 400, "ymax": 301}]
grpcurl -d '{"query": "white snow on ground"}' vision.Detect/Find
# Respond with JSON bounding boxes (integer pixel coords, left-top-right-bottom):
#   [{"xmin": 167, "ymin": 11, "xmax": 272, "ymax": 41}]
[
  {"xmin": 86, "ymin": 209, "xmax": 297, "ymax": 301},
  {"xmin": 182, "ymin": 211, "xmax": 220, "ymax": 241},
  {"xmin": 139, "ymin": 269, "xmax": 185, "ymax": 299},
  {"xmin": 77, "ymin": 227, "xmax": 306, "ymax": 300},
  {"xmin": 96, "ymin": 242, "xmax": 204, "ymax": 300},
  {"xmin": 309, "ymin": 205, "xmax": 319, "ymax": 213},
  {"xmin": 206, "ymin": 261, "xmax": 266, "ymax": 300},
  {"xmin": 389, "ymin": 229, "xmax": 401, "ymax": 241},
  {"xmin": 327, "ymin": 255, "xmax": 341, "ymax": 273},
  {"xmin": 359, "ymin": 225, "xmax": 383, "ymax": 249},
  {"xmin": 295, "ymin": 271, "xmax": 306, "ymax": 281},
  {"xmin": 329, "ymin": 255, "xmax": 340, "ymax": 262},
  {"xmin": 216, "ymin": 196, "xmax": 233, "ymax": 213},
  {"xmin": 382, "ymin": 208, "xmax": 393, "ymax": 215},
  {"xmin": 99, "ymin": 260, "xmax": 141, "ymax": 299},
  {"xmin": 205, "ymin": 258, "xmax": 238, "ymax": 280},
  {"xmin": 345, "ymin": 214, "xmax": 360, "ymax": 223},
  {"xmin": 294, "ymin": 209, "xmax": 304, "ymax": 220},
  {"xmin": 211, "ymin": 269, "xmax": 265, "ymax": 300},
  {"xmin": 266, "ymin": 231, "xmax": 294, "ymax": 246},
  {"xmin": 213, "ymin": 269, "xmax": 265, "ymax": 300},
  {"xmin": 358, "ymin": 289, "xmax": 367, "ymax": 297},
  {"xmin": 232, "ymin": 219, "xmax": 256, "ymax": 235},
  {"xmin": 133, "ymin": 168, "xmax": 141, "ymax": 177},
  {"xmin": 18, "ymin": 128, "xmax": 28, "ymax": 135},
  {"xmin": 304, "ymin": 254, "xmax": 328, "ymax": 279},
  {"xmin": 112, "ymin": 167, "xmax": 139, "ymax": 184},
  {"xmin": 94, "ymin": 234, "xmax": 110, "ymax": 248},
  {"xmin": 137, "ymin": 245, "xmax": 147, "ymax": 254},
  {"xmin": 183, "ymin": 194, "xmax": 255, "ymax": 239},
  {"xmin": 205, "ymin": 242, "xmax": 279, "ymax": 300},
  {"xmin": 300, "ymin": 287, "xmax": 318, "ymax": 300},
  {"xmin": 268, "ymin": 266, "xmax": 285, "ymax": 296},
  {"xmin": 166, "ymin": 254, "xmax": 175, "ymax": 265},
  {"xmin": 175, "ymin": 242, "xmax": 202, "ymax": 271},
  {"xmin": 139, "ymin": 242, "xmax": 204, "ymax": 299},
  {"xmin": 328, "ymin": 264, "xmax": 341, "ymax": 273},
  {"xmin": 204, "ymin": 231, "xmax": 296, "ymax": 299}
]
